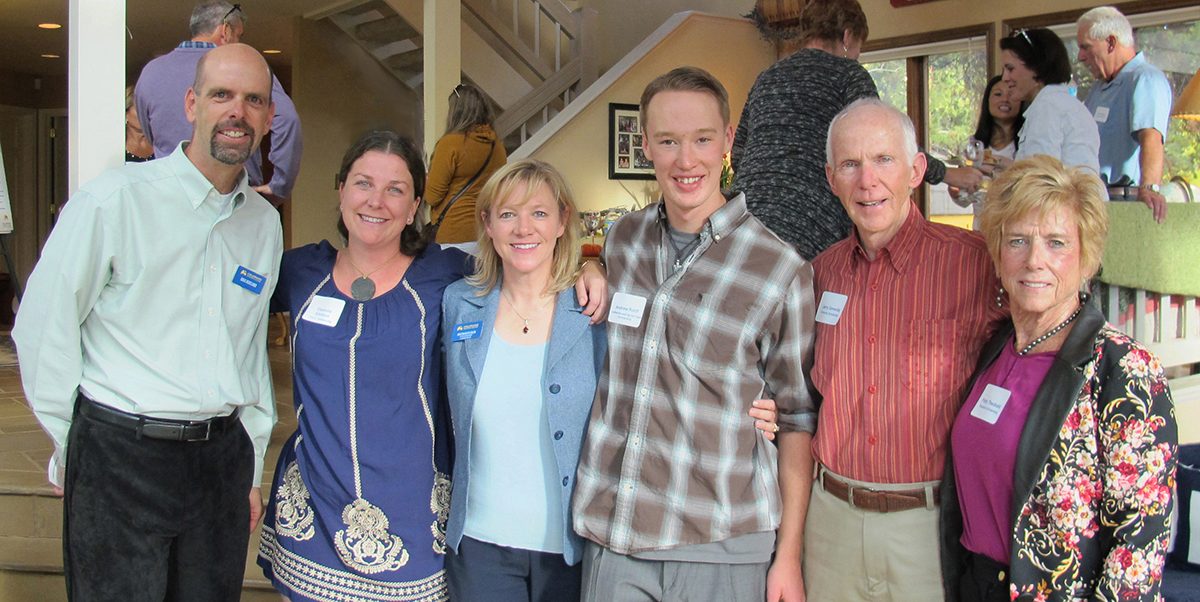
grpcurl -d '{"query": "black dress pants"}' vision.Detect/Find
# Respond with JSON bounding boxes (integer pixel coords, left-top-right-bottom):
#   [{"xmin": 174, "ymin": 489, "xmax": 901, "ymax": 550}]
[
  {"xmin": 63, "ymin": 400, "xmax": 254, "ymax": 602},
  {"xmin": 959, "ymin": 551, "xmax": 1011, "ymax": 602}
]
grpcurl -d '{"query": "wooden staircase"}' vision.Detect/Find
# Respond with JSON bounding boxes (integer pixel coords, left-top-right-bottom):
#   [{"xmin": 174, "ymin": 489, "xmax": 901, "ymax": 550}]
[{"xmin": 318, "ymin": 0, "xmax": 598, "ymax": 151}]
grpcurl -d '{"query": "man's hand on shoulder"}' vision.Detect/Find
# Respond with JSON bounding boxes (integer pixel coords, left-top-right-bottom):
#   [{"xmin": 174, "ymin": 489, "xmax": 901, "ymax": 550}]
[{"xmin": 576, "ymin": 260, "xmax": 609, "ymax": 324}]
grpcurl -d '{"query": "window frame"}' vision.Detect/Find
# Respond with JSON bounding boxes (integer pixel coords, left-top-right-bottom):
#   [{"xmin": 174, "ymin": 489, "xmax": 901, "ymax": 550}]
[{"xmin": 859, "ymin": 24, "xmax": 995, "ymax": 216}]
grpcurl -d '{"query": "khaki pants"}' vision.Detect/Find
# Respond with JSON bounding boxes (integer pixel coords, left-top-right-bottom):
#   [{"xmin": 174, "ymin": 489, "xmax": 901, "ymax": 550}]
[{"xmin": 802, "ymin": 470, "xmax": 943, "ymax": 602}]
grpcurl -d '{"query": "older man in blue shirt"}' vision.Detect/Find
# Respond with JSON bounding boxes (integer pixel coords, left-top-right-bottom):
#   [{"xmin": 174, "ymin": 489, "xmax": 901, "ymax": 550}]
[
  {"xmin": 14, "ymin": 44, "xmax": 282, "ymax": 600},
  {"xmin": 1077, "ymin": 6, "xmax": 1173, "ymax": 223}
]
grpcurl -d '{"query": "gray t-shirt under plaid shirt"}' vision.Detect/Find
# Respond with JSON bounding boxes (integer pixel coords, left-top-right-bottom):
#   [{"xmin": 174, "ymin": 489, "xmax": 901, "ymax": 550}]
[{"xmin": 572, "ymin": 192, "xmax": 817, "ymax": 555}]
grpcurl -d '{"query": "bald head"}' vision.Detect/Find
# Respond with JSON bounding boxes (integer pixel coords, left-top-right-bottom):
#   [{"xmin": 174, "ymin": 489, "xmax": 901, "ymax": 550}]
[
  {"xmin": 194, "ymin": 43, "xmax": 272, "ymax": 104},
  {"xmin": 184, "ymin": 43, "xmax": 276, "ymax": 182}
]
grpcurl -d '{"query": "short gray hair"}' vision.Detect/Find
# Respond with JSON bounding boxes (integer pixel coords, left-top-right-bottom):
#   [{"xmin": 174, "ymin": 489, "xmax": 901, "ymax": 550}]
[
  {"xmin": 826, "ymin": 97, "xmax": 918, "ymax": 166},
  {"xmin": 1079, "ymin": 6, "xmax": 1134, "ymax": 48},
  {"xmin": 190, "ymin": 1, "xmax": 245, "ymax": 37}
]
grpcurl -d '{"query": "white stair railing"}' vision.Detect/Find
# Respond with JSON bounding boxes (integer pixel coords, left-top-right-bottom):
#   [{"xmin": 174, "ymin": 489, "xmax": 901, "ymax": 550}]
[{"xmin": 464, "ymin": 0, "xmax": 598, "ymax": 144}]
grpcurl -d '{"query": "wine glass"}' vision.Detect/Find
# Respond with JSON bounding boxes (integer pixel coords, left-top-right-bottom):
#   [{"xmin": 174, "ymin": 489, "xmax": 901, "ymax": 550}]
[{"xmin": 961, "ymin": 138, "xmax": 984, "ymax": 168}]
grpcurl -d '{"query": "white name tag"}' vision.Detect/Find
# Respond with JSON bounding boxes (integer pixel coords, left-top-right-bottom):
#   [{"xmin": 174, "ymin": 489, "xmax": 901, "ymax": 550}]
[
  {"xmin": 815, "ymin": 291, "xmax": 848, "ymax": 325},
  {"xmin": 970, "ymin": 384, "xmax": 1012, "ymax": 425},
  {"xmin": 609, "ymin": 292, "xmax": 648, "ymax": 328},
  {"xmin": 1094, "ymin": 106, "xmax": 1110, "ymax": 123},
  {"xmin": 301, "ymin": 295, "xmax": 346, "ymax": 327}
]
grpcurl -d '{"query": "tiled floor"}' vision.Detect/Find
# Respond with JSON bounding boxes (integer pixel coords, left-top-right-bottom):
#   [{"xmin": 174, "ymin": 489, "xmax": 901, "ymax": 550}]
[{"xmin": 0, "ymin": 329, "xmax": 298, "ymax": 495}]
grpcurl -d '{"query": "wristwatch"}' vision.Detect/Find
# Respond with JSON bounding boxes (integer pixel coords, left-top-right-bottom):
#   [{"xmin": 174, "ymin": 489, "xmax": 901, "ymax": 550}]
[{"xmin": 1140, "ymin": 183, "xmax": 1161, "ymax": 193}]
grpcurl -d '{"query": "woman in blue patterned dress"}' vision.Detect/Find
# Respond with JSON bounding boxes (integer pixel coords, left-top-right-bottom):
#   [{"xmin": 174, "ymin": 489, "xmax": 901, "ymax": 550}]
[{"xmin": 256, "ymin": 131, "xmax": 463, "ymax": 602}]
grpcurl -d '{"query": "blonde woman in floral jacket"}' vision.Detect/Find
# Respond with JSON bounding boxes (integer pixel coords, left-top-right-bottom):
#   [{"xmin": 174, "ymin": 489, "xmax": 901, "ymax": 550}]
[{"xmin": 939, "ymin": 156, "xmax": 1177, "ymax": 602}]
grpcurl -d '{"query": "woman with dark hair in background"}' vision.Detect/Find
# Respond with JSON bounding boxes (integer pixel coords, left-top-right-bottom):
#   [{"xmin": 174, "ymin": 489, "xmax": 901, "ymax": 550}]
[
  {"xmin": 1000, "ymin": 28, "xmax": 1101, "ymax": 176},
  {"xmin": 959, "ymin": 75, "xmax": 1025, "ymax": 227},
  {"xmin": 974, "ymin": 75, "xmax": 1023, "ymax": 165},
  {"xmin": 732, "ymin": 0, "xmax": 984, "ymax": 261},
  {"xmin": 425, "ymin": 83, "xmax": 509, "ymax": 251}
]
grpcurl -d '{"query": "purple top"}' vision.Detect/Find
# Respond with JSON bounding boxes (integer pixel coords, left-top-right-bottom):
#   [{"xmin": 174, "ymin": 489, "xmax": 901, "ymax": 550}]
[
  {"xmin": 134, "ymin": 43, "xmax": 304, "ymax": 198},
  {"xmin": 951, "ymin": 337, "xmax": 1055, "ymax": 564}
]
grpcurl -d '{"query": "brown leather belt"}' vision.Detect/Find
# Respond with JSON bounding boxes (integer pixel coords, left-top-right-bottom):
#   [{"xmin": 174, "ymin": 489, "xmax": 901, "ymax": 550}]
[{"xmin": 819, "ymin": 470, "xmax": 939, "ymax": 513}]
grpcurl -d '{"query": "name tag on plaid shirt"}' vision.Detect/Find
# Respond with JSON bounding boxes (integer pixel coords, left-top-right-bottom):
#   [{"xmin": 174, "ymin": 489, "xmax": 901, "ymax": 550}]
[{"xmin": 610, "ymin": 292, "xmax": 647, "ymax": 328}]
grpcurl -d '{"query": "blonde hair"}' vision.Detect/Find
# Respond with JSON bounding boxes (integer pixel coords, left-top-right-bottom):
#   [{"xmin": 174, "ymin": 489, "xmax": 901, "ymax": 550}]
[
  {"xmin": 980, "ymin": 155, "xmax": 1109, "ymax": 283},
  {"xmin": 469, "ymin": 159, "xmax": 581, "ymax": 296}
]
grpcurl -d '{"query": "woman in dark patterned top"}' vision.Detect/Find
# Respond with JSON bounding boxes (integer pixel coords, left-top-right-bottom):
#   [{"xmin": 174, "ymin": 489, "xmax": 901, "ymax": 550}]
[{"xmin": 732, "ymin": 0, "xmax": 978, "ymax": 261}]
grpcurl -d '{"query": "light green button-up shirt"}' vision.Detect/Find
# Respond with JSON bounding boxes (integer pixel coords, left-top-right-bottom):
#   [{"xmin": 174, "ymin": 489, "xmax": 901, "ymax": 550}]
[{"xmin": 13, "ymin": 144, "xmax": 282, "ymax": 486}]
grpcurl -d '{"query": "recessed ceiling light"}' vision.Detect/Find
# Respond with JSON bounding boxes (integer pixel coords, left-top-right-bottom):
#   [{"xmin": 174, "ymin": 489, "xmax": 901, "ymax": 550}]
[
  {"xmin": 263, "ymin": 49, "xmax": 281, "ymax": 54},
  {"xmin": 41, "ymin": 54, "xmax": 60, "ymax": 58},
  {"xmin": 38, "ymin": 23, "xmax": 62, "ymax": 29}
]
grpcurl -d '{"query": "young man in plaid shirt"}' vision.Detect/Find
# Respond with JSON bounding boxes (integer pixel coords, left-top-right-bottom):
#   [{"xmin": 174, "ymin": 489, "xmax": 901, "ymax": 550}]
[{"xmin": 572, "ymin": 66, "xmax": 817, "ymax": 602}]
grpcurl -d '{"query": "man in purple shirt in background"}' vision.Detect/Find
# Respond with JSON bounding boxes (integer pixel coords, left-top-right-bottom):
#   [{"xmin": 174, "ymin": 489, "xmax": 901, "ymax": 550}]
[{"xmin": 136, "ymin": 0, "xmax": 303, "ymax": 205}]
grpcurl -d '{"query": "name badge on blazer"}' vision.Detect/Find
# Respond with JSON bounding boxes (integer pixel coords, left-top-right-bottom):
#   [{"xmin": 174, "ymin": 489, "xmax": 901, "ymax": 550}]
[
  {"xmin": 452, "ymin": 321, "xmax": 483, "ymax": 341},
  {"xmin": 232, "ymin": 266, "xmax": 266, "ymax": 294}
]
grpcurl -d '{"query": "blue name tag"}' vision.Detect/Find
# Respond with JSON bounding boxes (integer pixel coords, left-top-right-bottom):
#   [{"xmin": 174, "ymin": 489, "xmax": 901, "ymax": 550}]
[
  {"xmin": 232, "ymin": 266, "xmax": 266, "ymax": 295},
  {"xmin": 451, "ymin": 321, "xmax": 483, "ymax": 341}
]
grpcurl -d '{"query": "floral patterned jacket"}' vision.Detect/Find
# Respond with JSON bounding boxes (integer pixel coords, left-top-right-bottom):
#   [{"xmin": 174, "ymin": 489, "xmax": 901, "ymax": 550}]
[{"xmin": 941, "ymin": 303, "xmax": 1177, "ymax": 602}]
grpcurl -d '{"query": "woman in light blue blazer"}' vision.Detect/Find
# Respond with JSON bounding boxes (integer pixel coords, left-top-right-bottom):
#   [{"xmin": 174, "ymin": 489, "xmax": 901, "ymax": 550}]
[{"xmin": 441, "ymin": 159, "xmax": 605, "ymax": 602}]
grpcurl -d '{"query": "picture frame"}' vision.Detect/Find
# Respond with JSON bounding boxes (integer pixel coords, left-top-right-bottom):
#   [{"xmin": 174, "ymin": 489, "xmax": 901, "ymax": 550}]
[{"xmin": 608, "ymin": 103, "xmax": 655, "ymax": 180}]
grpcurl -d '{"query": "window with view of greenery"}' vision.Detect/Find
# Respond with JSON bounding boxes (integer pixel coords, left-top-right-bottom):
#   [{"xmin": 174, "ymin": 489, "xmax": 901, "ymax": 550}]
[
  {"xmin": 865, "ymin": 47, "xmax": 987, "ymax": 224},
  {"xmin": 1061, "ymin": 19, "xmax": 1200, "ymax": 186},
  {"xmin": 867, "ymin": 60, "xmax": 907, "ymax": 116},
  {"xmin": 928, "ymin": 48, "xmax": 988, "ymax": 164}
]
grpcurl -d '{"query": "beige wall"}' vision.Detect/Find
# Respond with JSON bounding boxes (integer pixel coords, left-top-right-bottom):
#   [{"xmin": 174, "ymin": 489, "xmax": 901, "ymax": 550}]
[
  {"xmin": 580, "ymin": 1, "xmax": 753, "ymax": 74},
  {"xmin": 525, "ymin": 13, "xmax": 774, "ymax": 213},
  {"xmin": 289, "ymin": 17, "xmax": 423, "ymax": 249}
]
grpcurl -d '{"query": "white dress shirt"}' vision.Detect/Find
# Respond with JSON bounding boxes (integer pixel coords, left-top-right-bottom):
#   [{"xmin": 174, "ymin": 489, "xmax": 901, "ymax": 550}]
[
  {"xmin": 1016, "ymin": 83, "xmax": 1102, "ymax": 178},
  {"xmin": 13, "ymin": 143, "xmax": 282, "ymax": 486}
]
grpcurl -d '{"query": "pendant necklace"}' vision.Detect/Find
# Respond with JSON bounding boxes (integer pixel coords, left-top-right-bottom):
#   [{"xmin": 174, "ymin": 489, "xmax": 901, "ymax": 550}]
[
  {"xmin": 1018, "ymin": 303, "xmax": 1083, "ymax": 355},
  {"xmin": 502, "ymin": 289, "xmax": 555, "ymax": 334},
  {"xmin": 343, "ymin": 250, "xmax": 402, "ymax": 301}
]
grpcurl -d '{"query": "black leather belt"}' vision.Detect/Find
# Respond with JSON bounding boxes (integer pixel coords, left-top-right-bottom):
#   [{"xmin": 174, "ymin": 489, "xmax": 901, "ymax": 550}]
[{"xmin": 79, "ymin": 395, "xmax": 240, "ymax": 442}]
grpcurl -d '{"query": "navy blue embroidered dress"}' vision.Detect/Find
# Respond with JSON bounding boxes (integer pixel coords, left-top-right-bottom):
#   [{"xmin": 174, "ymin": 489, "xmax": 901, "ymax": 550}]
[{"xmin": 258, "ymin": 241, "xmax": 468, "ymax": 602}]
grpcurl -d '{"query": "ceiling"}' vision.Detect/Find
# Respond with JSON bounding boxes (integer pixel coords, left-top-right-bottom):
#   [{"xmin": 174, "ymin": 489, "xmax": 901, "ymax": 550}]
[{"xmin": 0, "ymin": 0, "xmax": 344, "ymax": 85}]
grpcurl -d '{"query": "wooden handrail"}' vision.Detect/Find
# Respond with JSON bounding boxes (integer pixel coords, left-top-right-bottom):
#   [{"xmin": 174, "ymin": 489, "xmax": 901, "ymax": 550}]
[{"xmin": 495, "ymin": 57, "xmax": 582, "ymax": 138}]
